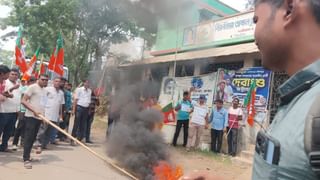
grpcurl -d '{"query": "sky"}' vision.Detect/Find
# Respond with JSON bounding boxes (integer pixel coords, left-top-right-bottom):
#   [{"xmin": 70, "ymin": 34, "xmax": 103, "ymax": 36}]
[{"xmin": 0, "ymin": 0, "xmax": 247, "ymax": 51}]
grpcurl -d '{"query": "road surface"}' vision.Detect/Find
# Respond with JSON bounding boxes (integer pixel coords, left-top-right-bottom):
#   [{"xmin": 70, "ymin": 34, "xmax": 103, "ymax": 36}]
[{"xmin": 0, "ymin": 140, "xmax": 129, "ymax": 180}]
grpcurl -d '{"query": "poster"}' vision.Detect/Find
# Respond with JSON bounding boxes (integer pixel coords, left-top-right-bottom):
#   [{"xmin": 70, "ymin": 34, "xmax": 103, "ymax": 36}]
[
  {"xmin": 195, "ymin": 22, "xmax": 214, "ymax": 44},
  {"xmin": 159, "ymin": 72, "xmax": 218, "ymax": 108},
  {"xmin": 214, "ymin": 67, "xmax": 272, "ymax": 111}
]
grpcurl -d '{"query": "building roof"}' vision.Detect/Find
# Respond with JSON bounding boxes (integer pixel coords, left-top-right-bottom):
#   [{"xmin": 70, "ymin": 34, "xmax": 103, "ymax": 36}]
[{"xmin": 120, "ymin": 42, "xmax": 259, "ymax": 67}]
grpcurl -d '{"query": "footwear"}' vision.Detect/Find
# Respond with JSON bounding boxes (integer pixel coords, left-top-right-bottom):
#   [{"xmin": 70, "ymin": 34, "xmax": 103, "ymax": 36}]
[
  {"xmin": 70, "ymin": 140, "xmax": 76, "ymax": 146},
  {"xmin": 12, "ymin": 145, "xmax": 18, "ymax": 151},
  {"xmin": 0, "ymin": 148, "xmax": 14, "ymax": 153},
  {"xmin": 35, "ymin": 147, "xmax": 42, "ymax": 154},
  {"xmin": 51, "ymin": 140, "xmax": 59, "ymax": 145},
  {"xmin": 24, "ymin": 160, "xmax": 32, "ymax": 169},
  {"xmin": 85, "ymin": 140, "xmax": 93, "ymax": 144}
]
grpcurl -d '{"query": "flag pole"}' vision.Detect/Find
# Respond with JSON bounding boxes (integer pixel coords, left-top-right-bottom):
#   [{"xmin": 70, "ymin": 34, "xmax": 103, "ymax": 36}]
[{"xmin": 38, "ymin": 54, "xmax": 44, "ymax": 77}]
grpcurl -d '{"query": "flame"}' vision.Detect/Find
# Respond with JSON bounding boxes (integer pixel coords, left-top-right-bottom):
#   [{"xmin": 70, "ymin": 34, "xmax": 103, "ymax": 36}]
[{"xmin": 153, "ymin": 161, "xmax": 183, "ymax": 180}]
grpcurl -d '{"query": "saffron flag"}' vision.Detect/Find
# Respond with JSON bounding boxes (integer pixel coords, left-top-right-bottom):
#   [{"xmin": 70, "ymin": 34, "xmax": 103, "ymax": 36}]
[
  {"xmin": 48, "ymin": 33, "xmax": 64, "ymax": 76},
  {"xmin": 244, "ymin": 81, "xmax": 256, "ymax": 127},
  {"xmin": 48, "ymin": 47, "xmax": 56, "ymax": 71},
  {"xmin": 22, "ymin": 48, "xmax": 40, "ymax": 81},
  {"xmin": 38, "ymin": 55, "xmax": 46, "ymax": 78},
  {"xmin": 15, "ymin": 25, "xmax": 28, "ymax": 73},
  {"xmin": 162, "ymin": 102, "xmax": 176, "ymax": 123}
]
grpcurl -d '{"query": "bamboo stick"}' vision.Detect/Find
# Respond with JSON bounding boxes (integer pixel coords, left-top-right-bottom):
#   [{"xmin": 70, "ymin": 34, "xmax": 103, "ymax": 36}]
[{"xmin": 37, "ymin": 114, "xmax": 139, "ymax": 180}]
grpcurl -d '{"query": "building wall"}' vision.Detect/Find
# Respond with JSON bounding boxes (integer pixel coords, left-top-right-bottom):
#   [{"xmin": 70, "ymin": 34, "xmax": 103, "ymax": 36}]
[{"xmin": 153, "ymin": 0, "xmax": 238, "ymax": 53}]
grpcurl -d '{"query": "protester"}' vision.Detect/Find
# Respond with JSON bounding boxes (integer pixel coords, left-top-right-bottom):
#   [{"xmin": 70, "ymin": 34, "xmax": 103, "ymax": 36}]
[
  {"xmin": 208, "ymin": 99, "xmax": 228, "ymax": 153},
  {"xmin": 58, "ymin": 82, "xmax": 72, "ymax": 141},
  {"xmin": 85, "ymin": 91, "xmax": 99, "ymax": 143},
  {"xmin": 71, "ymin": 79, "xmax": 91, "ymax": 145},
  {"xmin": 12, "ymin": 77, "xmax": 37, "ymax": 149},
  {"xmin": 172, "ymin": 91, "xmax": 193, "ymax": 147},
  {"xmin": 0, "ymin": 65, "xmax": 10, "ymax": 103},
  {"xmin": 51, "ymin": 77, "xmax": 67, "ymax": 143},
  {"xmin": 21, "ymin": 74, "xmax": 49, "ymax": 169},
  {"xmin": 227, "ymin": 98, "xmax": 243, "ymax": 157},
  {"xmin": 35, "ymin": 77, "xmax": 64, "ymax": 151},
  {"xmin": 252, "ymin": 1, "xmax": 320, "ymax": 179},
  {"xmin": 186, "ymin": 95, "xmax": 208, "ymax": 151},
  {"xmin": 0, "ymin": 68, "xmax": 21, "ymax": 152}
]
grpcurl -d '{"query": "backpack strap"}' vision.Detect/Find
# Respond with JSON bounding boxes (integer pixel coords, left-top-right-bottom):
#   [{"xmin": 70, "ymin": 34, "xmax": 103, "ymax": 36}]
[{"xmin": 304, "ymin": 94, "xmax": 320, "ymax": 178}]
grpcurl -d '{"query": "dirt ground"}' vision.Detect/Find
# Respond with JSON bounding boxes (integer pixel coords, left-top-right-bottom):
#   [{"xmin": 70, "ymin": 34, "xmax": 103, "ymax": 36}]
[
  {"xmin": 93, "ymin": 116, "xmax": 252, "ymax": 180},
  {"xmin": 0, "ymin": 116, "xmax": 252, "ymax": 180}
]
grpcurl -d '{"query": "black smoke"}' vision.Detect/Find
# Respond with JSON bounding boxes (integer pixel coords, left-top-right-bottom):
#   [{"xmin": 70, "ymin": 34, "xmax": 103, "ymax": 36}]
[{"xmin": 107, "ymin": 81, "xmax": 170, "ymax": 179}]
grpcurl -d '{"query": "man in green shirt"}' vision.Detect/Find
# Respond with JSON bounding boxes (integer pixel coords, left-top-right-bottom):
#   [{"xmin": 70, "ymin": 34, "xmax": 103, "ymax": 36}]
[
  {"xmin": 252, "ymin": 0, "xmax": 320, "ymax": 179},
  {"xmin": 172, "ymin": 91, "xmax": 193, "ymax": 147}
]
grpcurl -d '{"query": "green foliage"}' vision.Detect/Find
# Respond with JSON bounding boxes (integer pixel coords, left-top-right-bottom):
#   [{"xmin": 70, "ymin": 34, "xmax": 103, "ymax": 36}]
[
  {"xmin": 0, "ymin": 49, "xmax": 14, "ymax": 66},
  {"xmin": 3, "ymin": 0, "xmax": 157, "ymax": 85}
]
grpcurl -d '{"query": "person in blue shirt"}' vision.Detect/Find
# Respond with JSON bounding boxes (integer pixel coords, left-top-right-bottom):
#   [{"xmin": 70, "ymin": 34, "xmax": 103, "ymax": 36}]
[
  {"xmin": 208, "ymin": 99, "xmax": 228, "ymax": 153},
  {"xmin": 172, "ymin": 91, "xmax": 193, "ymax": 147}
]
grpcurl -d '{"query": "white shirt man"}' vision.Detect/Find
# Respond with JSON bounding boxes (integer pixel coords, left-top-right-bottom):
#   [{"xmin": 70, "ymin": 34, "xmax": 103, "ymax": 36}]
[
  {"xmin": 0, "ymin": 79, "xmax": 21, "ymax": 113},
  {"xmin": 44, "ymin": 86, "xmax": 65, "ymax": 122},
  {"xmin": 186, "ymin": 95, "xmax": 209, "ymax": 151},
  {"xmin": 0, "ymin": 69, "xmax": 20, "ymax": 152},
  {"xmin": 71, "ymin": 80, "xmax": 91, "ymax": 143},
  {"xmin": 35, "ymin": 77, "xmax": 64, "ymax": 150},
  {"xmin": 74, "ymin": 86, "xmax": 92, "ymax": 107}
]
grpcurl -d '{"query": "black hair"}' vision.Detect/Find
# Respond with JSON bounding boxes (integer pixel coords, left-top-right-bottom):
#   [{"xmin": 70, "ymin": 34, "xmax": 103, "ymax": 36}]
[
  {"xmin": 215, "ymin": 99, "xmax": 224, "ymax": 104},
  {"xmin": 39, "ymin": 74, "xmax": 49, "ymax": 78},
  {"xmin": 28, "ymin": 76, "xmax": 37, "ymax": 83},
  {"xmin": 254, "ymin": 0, "xmax": 320, "ymax": 24},
  {"xmin": 10, "ymin": 68, "xmax": 20, "ymax": 74},
  {"xmin": 183, "ymin": 91, "xmax": 189, "ymax": 96},
  {"xmin": 0, "ymin": 65, "xmax": 10, "ymax": 74},
  {"xmin": 82, "ymin": 79, "xmax": 89, "ymax": 83}
]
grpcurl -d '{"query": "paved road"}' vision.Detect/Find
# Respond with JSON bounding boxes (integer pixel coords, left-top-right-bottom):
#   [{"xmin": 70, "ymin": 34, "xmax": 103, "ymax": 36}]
[{"xmin": 0, "ymin": 140, "xmax": 129, "ymax": 180}]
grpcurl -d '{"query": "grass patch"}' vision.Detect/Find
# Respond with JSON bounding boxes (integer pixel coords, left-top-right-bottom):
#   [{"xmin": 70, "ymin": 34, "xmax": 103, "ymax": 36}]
[
  {"xmin": 173, "ymin": 146, "xmax": 232, "ymax": 165},
  {"xmin": 92, "ymin": 115, "xmax": 107, "ymax": 130}
]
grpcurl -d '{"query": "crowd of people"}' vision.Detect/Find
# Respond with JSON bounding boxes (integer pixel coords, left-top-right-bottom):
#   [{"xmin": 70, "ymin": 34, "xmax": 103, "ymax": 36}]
[
  {"xmin": 172, "ymin": 89, "xmax": 244, "ymax": 156},
  {"xmin": 0, "ymin": 65, "xmax": 99, "ymax": 169}
]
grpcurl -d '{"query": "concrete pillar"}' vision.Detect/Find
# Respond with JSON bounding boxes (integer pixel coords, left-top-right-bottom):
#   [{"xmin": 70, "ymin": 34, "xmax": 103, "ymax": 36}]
[
  {"xmin": 141, "ymin": 67, "xmax": 151, "ymax": 81},
  {"xmin": 194, "ymin": 63, "xmax": 201, "ymax": 76},
  {"xmin": 168, "ymin": 63, "xmax": 175, "ymax": 77},
  {"xmin": 243, "ymin": 55, "xmax": 255, "ymax": 68}
]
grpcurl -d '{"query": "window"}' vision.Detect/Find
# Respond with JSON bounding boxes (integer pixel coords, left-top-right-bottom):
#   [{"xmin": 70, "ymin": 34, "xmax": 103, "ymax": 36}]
[
  {"xmin": 199, "ymin": 9, "xmax": 217, "ymax": 22},
  {"xmin": 200, "ymin": 61, "xmax": 244, "ymax": 74},
  {"xmin": 175, "ymin": 64, "xmax": 194, "ymax": 77}
]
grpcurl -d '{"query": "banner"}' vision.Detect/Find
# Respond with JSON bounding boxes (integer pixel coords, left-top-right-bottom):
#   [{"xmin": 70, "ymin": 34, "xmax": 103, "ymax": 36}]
[
  {"xmin": 214, "ymin": 67, "xmax": 272, "ymax": 111},
  {"xmin": 159, "ymin": 73, "xmax": 218, "ymax": 108},
  {"xmin": 182, "ymin": 11, "xmax": 255, "ymax": 47},
  {"xmin": 214, "ymin": 12, "xmax": 255, "ymax": 43}
]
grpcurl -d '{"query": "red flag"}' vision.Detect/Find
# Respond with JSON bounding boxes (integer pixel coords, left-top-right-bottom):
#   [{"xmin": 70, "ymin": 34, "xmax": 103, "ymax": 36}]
[
  {"xmin": 15, "ymin": 25, "xmax": 28, "ymax": 73},
  {"xmin": 247, "ymin": 87, "xmax": 256, "ymax": 127},
  {"xmin": 39, "ymin": 63, "xmax": 46, "ymax": 76},
  {"xmin": 48, "ymin": 33, "xmax": 64, "ymax": 76},
  {"xmin": 22, "ymin": 48, "xmax": 40, "ymax": 81},
  {"xmin": 48, "ymin": 47, "xmax": 56, "ymax": 71},
  {"xmin": 162, "ymin": 103, "xmax": 176, "ymax": 123}
]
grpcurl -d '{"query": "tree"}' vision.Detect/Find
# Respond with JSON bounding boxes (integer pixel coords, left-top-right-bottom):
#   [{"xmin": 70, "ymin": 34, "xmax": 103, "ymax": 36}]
[
  {"xmin": 2, "ymin": 0, "xmax": 156, "ymax": 85},
  {"xmin": 0, "ymin": 49, "xmax": 14, "ymax": 66}
]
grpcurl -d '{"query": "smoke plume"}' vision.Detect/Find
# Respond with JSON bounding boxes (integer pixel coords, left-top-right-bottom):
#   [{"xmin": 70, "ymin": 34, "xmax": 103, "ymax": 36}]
[{"xmin": 107, "ymin": 81, "xmax": 170, "ymax": 179}]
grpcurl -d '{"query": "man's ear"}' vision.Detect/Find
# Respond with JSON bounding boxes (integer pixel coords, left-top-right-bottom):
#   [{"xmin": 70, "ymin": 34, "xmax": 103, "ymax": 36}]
[{"xmin": 283, "ymin": 0, "xmax": 298, "ymax": 27}]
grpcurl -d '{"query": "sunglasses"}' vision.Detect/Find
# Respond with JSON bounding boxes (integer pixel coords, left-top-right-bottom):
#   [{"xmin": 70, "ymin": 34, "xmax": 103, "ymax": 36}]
[{"xmin": 40, "ymin": 79, "xmax": 49, "ymax": 81}]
